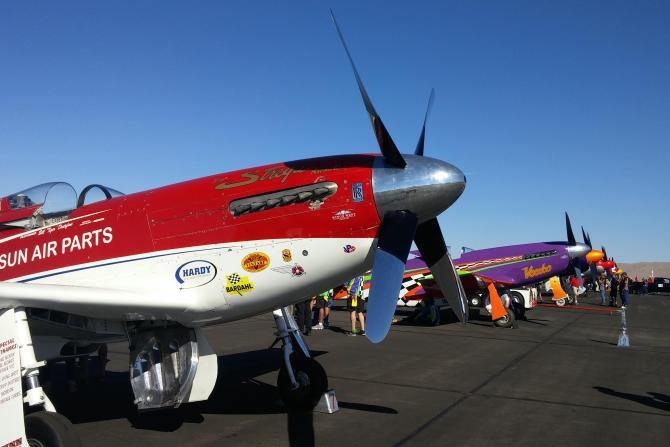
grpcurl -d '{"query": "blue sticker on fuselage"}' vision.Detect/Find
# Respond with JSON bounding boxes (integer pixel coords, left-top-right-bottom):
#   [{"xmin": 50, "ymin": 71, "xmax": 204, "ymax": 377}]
[
  {"xmin": 175, "ymin": 260, "xmax": 217, "ymax": 289},
  {"xmin": 352, "ymin": 183, "xmax": 363, "ymax": 202}
]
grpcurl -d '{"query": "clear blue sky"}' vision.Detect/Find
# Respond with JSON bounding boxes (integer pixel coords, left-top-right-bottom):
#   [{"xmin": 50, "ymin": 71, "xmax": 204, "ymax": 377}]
[{"xmin": 1, "ymin": 1, "xmax": 668, "ymax": 262}]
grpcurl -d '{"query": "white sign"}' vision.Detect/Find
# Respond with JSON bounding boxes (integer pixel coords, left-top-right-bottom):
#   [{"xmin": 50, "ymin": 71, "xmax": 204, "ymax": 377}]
[{"xmin": 0, "ymin": 308, "xmax": 25, "ymax": 446}]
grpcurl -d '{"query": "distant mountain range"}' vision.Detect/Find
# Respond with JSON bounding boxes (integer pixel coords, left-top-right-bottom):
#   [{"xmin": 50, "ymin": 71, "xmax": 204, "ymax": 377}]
[{"xmin": 618, "ymin": 262, "xmax": 670, "ymax": 280}]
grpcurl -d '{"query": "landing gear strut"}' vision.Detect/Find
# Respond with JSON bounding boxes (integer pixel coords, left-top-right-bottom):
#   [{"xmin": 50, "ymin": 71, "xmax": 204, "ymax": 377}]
[
  {"xmin": 272, "ymin": 307, "xmax": 329, "ymax": 410},
  {"xmin": 14, "ymin": 307, "xmax": 81, "ymax": 447}
]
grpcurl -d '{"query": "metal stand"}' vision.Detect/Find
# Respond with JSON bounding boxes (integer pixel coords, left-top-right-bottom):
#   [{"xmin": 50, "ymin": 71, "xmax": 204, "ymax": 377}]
[
  {"xmin": 314, "ymin": 389, "xmax": 339, "ymax": 414},
  {"xmin": 617, "ymin": 308, "xmax": 630, "ymax": 347},
  {"xmin": 15, "ymin": 307, "xmax": 56, "ymax": 412}
]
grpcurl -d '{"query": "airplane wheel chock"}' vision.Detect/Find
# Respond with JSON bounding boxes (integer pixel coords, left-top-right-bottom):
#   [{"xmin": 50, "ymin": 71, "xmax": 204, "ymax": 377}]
[
  {"xmin": 277, "ymin": 354, "xmax": 328, "ymax": 410},
  {"xmin": 25, "ymin": 411, "xmax": 81, "ymax": 447}
]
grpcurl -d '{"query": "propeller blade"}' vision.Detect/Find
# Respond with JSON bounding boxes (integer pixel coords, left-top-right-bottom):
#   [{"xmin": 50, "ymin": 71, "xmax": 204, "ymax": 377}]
[
  {"xmin": 414, "ymin": 88, "xmax": 435, "ymax": 156},
  {"xmin": 565, "ymin": 212, "xmax": 576, "ymax": 246},
  {"xmin": 574, "ymin": 266, "xmax": 584, "ymax": 288},
  {"xmin": 366, "ymin": 211, "xmax": 418, "ymax": 343},
  {"xmin": 589, "ymin": 264, "xmax": 599, "ymax": 284},
  {"xmin": 330, "ymin": 10, "xmax": 406, "ymax": 168},
  {"xmin": 602, "ymin": 245, "xmax": 608, "ymax": 261},
  {"xmin": 581, "ymin": 226, "xmax": 591, "ymax": 248},
  {"xmin": 586, "ymin": 232, "xmax": 592, "ymax": 248},
  {"xmin": 414, "ymin": 217, "xmax": 468, "ymax": 322}
]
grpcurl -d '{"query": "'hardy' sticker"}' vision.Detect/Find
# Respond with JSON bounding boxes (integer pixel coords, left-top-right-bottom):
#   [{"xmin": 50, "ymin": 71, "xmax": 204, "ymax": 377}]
[
  {"xmin": 175, "ymin": 260, "xmax": 217, "ymax": 289},
  {"xmin": 225, "ymin": 273, "xmax": 254, "ymax": 296}
]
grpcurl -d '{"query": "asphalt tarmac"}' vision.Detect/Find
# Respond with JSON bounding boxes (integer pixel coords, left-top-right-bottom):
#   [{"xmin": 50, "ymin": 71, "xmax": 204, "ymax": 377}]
[{"xmin": 50, "ymin": 293, "xmax": 670, "ymax": 446}]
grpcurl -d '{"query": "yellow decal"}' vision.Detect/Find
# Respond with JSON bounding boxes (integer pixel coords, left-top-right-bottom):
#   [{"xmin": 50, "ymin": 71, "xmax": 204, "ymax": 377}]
[
  {"xmin": 523, "ymin": 264, "xmax": 552, "ymax": 279},
  {"xmin": 225, "ymin": 273, "xmax": 254, "ymax": 296},
  {"xmin": 242, "ymin": 252, "xmax": 270, "ymax": 273},
  {"xmin": 282, "ymin": 249, "xmax": 292, "ymax": 263}
]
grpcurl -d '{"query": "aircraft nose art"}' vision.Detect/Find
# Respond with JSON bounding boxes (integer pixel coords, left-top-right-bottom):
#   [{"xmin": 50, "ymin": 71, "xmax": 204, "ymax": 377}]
[{"xmin": 371, "ymin": 154, "xmax": 466, "ymax": 222}]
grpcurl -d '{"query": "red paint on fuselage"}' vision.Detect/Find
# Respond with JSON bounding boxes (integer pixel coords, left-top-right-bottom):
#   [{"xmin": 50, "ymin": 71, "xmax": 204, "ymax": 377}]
[{"xmin": 0, "ymin": 155, "xmax": 381, "ymax": 281}]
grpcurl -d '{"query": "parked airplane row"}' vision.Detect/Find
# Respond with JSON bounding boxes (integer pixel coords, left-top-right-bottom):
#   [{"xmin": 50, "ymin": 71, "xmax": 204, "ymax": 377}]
[{"xmin": 0, "ymin": 12, "xmax": 612, "ymax": 447}]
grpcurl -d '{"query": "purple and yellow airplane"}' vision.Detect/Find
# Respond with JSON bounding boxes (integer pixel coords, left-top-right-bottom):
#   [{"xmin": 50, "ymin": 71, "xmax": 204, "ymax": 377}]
[{"xmin": 398, "ymin": 213, "xmax": 605, "ymax": 323}]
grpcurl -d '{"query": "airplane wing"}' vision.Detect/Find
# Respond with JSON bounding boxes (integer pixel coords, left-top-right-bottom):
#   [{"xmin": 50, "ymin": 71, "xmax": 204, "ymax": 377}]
[
  {"xmin": 0, "ymin": 282, "xmax": 187, "ymax": 320},
  {"xmin": 473, "ymin": 273, "xmax": 516, "ymax": 287}
]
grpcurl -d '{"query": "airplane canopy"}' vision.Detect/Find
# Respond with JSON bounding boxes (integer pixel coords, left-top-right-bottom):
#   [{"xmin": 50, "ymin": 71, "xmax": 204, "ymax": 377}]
[{"xmin": 0, "ymin": 182, "xmax": 124, "ymax": 229}]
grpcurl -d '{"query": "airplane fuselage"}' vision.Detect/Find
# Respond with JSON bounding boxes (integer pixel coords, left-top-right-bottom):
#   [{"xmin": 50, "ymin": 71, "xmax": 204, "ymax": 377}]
[{"xmin": 0, "ymin": 155, "xmax": 384, "ymax": 326}]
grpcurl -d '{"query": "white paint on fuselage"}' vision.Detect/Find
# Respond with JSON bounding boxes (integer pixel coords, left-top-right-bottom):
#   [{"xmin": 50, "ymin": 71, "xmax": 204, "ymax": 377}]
[{"xmin": 13, "ymin": 238, "xmax": 376, "ymax": 326}]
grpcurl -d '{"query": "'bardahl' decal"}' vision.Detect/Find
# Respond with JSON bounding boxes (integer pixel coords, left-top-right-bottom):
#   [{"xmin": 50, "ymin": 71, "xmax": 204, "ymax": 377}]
[
  {"xmin": 225, "ymin": 273, "xmax": 254, "ymax": 295},
  {"xmin": 175, "ymin": 260, "xmax": 217, "ymax": 289},
  {"xmin": 242, "ymin": 252, "xmax": 270, "ymax": 273}
]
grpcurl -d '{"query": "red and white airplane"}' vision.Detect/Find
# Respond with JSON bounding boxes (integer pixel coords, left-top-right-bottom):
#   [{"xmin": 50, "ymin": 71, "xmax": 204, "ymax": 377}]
[{"xmin": 0, "ymin": 14, "xmax": 468, "ymax": 446}]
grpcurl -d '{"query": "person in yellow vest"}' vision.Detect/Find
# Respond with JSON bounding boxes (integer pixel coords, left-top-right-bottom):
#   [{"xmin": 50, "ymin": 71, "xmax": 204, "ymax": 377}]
[
  {"xmin": 312, "ymin": 289, "xmax": 332, "ymax": 330},
  {"xmin": 347, "ymin": 276, "xmax": 366, "ymax": 336}
]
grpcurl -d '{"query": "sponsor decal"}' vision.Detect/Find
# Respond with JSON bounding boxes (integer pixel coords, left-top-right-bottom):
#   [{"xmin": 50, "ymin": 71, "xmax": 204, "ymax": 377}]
[
  {"xmin": 308, "ymin": 200, "xmax": 324, "ymax": 211},
  {"xmin": 332, "ymin": 209, "xmax": 356, "ymax": 221},
  {"xmin": 272, "ymin": 263, "xmax": 306, "ymax": 277},
  {"xmin": 242, "ymin": 252, "xmax": 270, "ymax": 273},
  {"xmin": 523, "ymin": 264, "xmax": 552, "ymax": 279},
  {"xmin": 282, "ymin": 249, "xmax": 292, "ymax": 263},
  {"xmin": 302, "ymin": 250, "xmax": 308, "ymax": 256},
  {"xmin": 343, "ymin": 244, "xmax": 356, "ymax": 254},
  {"xmin": 0, "ymin": 226, "xmax": 113, "ymax": 271},
  {"xmin": 175, "ymin": 260, "xmax": 217, "ymax": 289},
  {"xmin": 225, "ymin": 273, "xmax": 254, "ymax": 295},
  {"xmin": 352, "ymin": 183, "xmax": 364, "ymax": 202}
]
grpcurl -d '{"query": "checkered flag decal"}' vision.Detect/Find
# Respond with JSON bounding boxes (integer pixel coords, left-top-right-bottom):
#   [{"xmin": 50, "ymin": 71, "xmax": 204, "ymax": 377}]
[
  {"xmin": 227, "ymin": 273, "xmax": 241, "ymax": 284},
  {"xmin": 399, "ymin": 273, "xmax": 428, "ymax": 298}
]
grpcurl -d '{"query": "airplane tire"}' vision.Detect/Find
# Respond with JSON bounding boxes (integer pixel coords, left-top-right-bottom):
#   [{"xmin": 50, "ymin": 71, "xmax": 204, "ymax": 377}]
[
  {"xmin": 556, "ymin": 298, "xmax": 567, "ymax": 307},
  {"xmin": 278, "ymin": 355, "xmax": 328, "ymax": 411},
  {"xmin": 493, "ymin": 309, "xmax": 516, "ymax": 328},
  {"xmin": 470, "ymin": 296, "xmax": 481, "ymax": 307},
  {"xmin": 25, "ymin": 411, "xmax": 81, "ymax": 447}
]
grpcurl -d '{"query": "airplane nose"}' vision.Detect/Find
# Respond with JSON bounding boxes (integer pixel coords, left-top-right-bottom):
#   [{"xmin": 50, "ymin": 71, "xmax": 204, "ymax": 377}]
[
  {"xmin": 371, "ymin": 154, "xmax": 466, "ymax": 222},
  {"xmin": 566, "ymin": 243, "xmax": 591, "ymax": 260},
  {"xmin": 586, "ymin": 249, "xmax": 605, "ymax": 264}
]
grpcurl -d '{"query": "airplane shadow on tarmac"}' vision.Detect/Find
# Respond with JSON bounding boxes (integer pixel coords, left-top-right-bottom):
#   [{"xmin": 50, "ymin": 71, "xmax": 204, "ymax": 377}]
[
  {"xmin": 46, "ymin": 348, "xmax": 396, "ymax": 447},
  {"xmin": 594, "ymin": 387, "xmax": 670, "ymax": 412}
]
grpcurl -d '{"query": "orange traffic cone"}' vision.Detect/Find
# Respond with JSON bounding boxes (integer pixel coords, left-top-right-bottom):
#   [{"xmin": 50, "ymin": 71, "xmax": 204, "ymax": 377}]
[{"xmin": 487, "ymin": 283, "xmax": 508, "ymax": 321}]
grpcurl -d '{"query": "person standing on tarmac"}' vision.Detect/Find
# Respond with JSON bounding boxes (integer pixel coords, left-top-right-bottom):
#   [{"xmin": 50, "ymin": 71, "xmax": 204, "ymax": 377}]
[
  {"xmin": 294, "ymin": 298, "xmax": 312, "ymax": 335},
  {"xmin": 347, "ymin": 276, "xmax": 366, "ymax": 336},
  {"xmin": 312, "ymin": 289, "xmax": 332, "ymax": 330},
  {"xmin": 610, "ymin": 274, "xmax": 619, "ymax": 307},
  {"xmin": 620, "ymin": 272, "xmax": 630, "ymax": 308},
  {"xmin": 569, "ymin": 276, "xmax": 580, "ymax": 305},
  {"xmin": 598, "ymin": 275, "xmax": 608, "ymax": 306}
]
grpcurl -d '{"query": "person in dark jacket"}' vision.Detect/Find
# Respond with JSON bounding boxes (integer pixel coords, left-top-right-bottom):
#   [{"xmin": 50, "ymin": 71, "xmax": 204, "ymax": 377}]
[
  {"xmin": 294, "ymin": 298, "xmax": 313, "ymax": 335},
  {"xmin": 609, "ymin": 274, "xmax": 619, "ymax": 307},
  {"xmin": 619, "ymin": 272, "xmax": 630, "ymax": 308}
]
